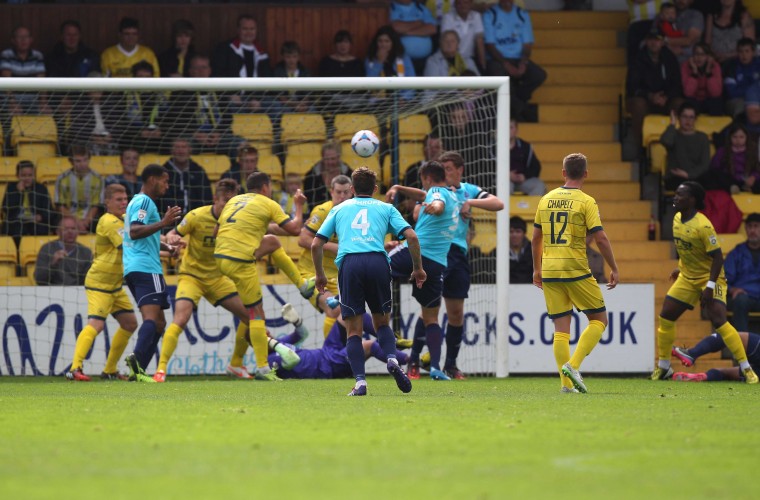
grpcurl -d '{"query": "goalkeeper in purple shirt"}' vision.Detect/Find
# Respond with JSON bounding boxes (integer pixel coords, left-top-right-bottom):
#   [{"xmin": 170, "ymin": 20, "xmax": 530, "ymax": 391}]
[{"xmin": 268, "ymin": 304, "xmax": 409, "ymax": 379}]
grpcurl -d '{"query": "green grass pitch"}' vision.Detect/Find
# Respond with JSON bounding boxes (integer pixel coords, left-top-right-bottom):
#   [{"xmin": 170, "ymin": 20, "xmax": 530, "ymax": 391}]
[{"xmin": 0, "ymin": 376, "xmax": 755, "ymax": 499}]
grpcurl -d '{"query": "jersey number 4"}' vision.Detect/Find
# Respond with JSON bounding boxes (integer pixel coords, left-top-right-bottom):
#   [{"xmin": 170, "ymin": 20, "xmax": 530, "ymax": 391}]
[
  {"xmin": 549, "ymin": 211, "xmax": 569, "ymax": 245},
  {"xmin": 351, "ymin": 209, "xmax": 370, "ymax": 235}
]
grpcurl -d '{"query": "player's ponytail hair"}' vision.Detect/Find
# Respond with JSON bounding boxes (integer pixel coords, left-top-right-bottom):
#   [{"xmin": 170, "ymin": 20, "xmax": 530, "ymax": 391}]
[
  {"xmin": 351, "ymin": 167, "xmax": 377, "ymax": 196},
  {"xmin": 563, "ymin": 153, "xmax": 587, "ymax": 180},
  {"xmin": 681, "ymin": 180, "xmax": 706, "ymax": 210}
]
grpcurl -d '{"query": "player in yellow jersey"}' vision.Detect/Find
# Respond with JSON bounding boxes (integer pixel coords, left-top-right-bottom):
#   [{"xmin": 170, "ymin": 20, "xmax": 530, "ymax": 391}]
[
  {"xmin": 532, "ymin": 153, "xmax": 620, "ymax": 393},
  {"xmin": 66, "ymin": 184, "xmax": 138, "ymax": 381},
  {"xmin": 296, "ymin": 174, "xmax": 353, "ymax": 336},
  {"xmin": 154, "ymin": 179, "xmax": 301, "ymax": 382},
  {"xmin": 653, "ymin": 181, "xmax": 759, "ymax": 383},
  {"xmin": 215, "ymin": 172, "xmax": 312, "ymax": 381}
]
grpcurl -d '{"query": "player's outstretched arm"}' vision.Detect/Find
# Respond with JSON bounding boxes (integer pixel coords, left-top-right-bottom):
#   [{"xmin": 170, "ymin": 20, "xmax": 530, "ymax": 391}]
[
  {"xmin": 403, "ymin": 227, "xmax": 427, "ymax": 288},
  {"xmin": 531, "ymin": 226, "xmax": 543, "ymax": 289},
  {"xmin": 280, "ymin": 189, "xmax": 307, "ymax": 236},
  {"xmin": 463, "ymin": 194, "xmax": 505, "ymax": 213},
  {"xmin": 130, "ymin": 205, "xmax": 182, "ymax": 240},
  {"xmin": 386, "ymin": 185, "xmax": 426, "ymax": 203},
  {"xmin": 592, "ymin": 230, "xmax": 619, "ymax": 289}
]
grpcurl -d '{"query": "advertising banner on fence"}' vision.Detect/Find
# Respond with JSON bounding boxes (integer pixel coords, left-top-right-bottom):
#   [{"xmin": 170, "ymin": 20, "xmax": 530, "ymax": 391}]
[{"xmin": 0, "ymin": 283, "xmax": 654, "ymax": 376}]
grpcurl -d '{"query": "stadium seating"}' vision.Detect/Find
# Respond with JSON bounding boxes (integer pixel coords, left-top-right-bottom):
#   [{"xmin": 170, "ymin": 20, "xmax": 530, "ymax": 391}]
[
  {"xmin": 18, "ymin": 235, "xmax": 56, "ymax": 276},
  {"xmin": 281, "ymin": 114, "xmax": 326, "ymax": 144},
  {"xmin": 284, "ymin": 143, "xmax": 322, "ymax": 176},
  {"xmin": 89, "ymin": 156, "xmax": 122, "ymax": 177},
  {"xmin": 0, "ymin": 236, "xmax": 17, "ymax": 280},
  {"xmin": 379, "ymin": 142, "xmax": 424, "ymax": 185},
  {"xmin": 718, "ymin": 233, "xmax": 745, "ymax": 255},
  {"xmin": 732, "ymin": 193, "xmax": 760, "ymax": 217},
  {"xmin": 10, "ymin": 115, "xmax": 58, "ymax": 162},
  {"xmin": 138, "ymin": 154, "xmax": 170, "ymax": 173},
  {"xmin": 0, "ymin": 156, "xmax": 32, "ymax": 182},
  {"xmin": 231, "ymin": 114, "xmax": 274, "ymax": 144},
  {"xmin": 341, "ymin": 141, "xmax": 381, "ymax": 177},
  {"xmin": 257, "ymin": 154, "xmax": 284, "ymax": 182},
  {"xmin": 333, "ymin": 114, "xmax": 380, "ymax": 142},
  {"xmin": 695, "ymin": 115, "xmax": 731, "ymax": 141},
  {"xmin": 398, "ymin": 114, "xmax": 431, "ymax": 142},
  {"xmin": 472, "ymin": 221, "xmax": 496, "ymax": 254},
  {"xmin": 0, "ymin": 183, "xmax": 6, "ymax": 208},
  {"xmin": 192, "ymin": 155, "xmax": 230, "ymax": 182},
  {"xmin": 36, "ymin": 156, "xmax": 70, "ymax": 184},
  {"xmin": 77, "ymin": 233, "xmax": 97, "ymax": 253}
]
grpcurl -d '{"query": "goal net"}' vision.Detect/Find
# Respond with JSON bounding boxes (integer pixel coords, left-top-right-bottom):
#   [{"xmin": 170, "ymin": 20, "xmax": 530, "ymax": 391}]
[{"xmin": 0, "ymin": 76, "xmax": 510, "ymax": 377}]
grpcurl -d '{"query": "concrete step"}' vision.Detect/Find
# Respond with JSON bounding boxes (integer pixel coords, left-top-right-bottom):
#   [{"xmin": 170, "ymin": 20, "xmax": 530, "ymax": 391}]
[
  {"xmin": 535, "ymin": 29, "xmax": 618, "ymax": 48},
  {"xmin": 508, "ymin": 198, "xmax": 651, "ymax": 221},
  {"xmin": 541, "ymin": 162, "xmax": 633, "ymax": 183},
  {"xmin": 533, "ymin": 85, "xmax": 621, "ymax": 105},
  {"xmin": 544, "ymin": 66, "xmax": 627, "ymax": 86},
  {"xmin": 602, "ymin": 241, "xmax": 673, "ymax": 261},
  {"xmin": 526, "ymin": 219, "xmax": 655, "ymax": 242},
  {"xmin": 533, "ymin": 142, "xmax": 621, "ymax": 163},
  {"xmin": 581, "ymin": 182, "xmax": 640, "ymax": 201},
  {"xmin": 532, "ymin": 48, "xmax": 626, "ymax": 66},
  {"xmin": 539, "ymin": 104, "xmax": 619, "ymax": 124},
  {"xmin": 614, "ymin": 258, "xmax": 678, "ymax": 282},
  {"xmin": 518, "ymin": 123, "xmax": 616, "ymax": 143},
  {"xmin": 532, "ymin": 11, "xmax": 628, "ymax": 30}
]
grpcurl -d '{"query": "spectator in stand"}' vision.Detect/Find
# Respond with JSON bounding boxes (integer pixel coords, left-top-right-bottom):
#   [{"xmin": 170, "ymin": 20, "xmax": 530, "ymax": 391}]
[
  {"xmin": 509, "ymin": 216, "xmax": 532, "ymax": 284},
  {"xmin": 681, "ymin": 42, "xmax": 724, "ymax": 116},
  {"xmin": 510, "ymin": 118, "xmax": 545, "ymax": 196},
  {"xmin": 273, "ymin": 41, "xmax": 313, "ymax": 113},
  {"xmin": 34, "ymin": 215, "xmax": 92, "ymax": 286},
  {"xmin": 626, "ymin": 32, "xmax": 684, "ymax": 151},
  {"xmin": 166, "ymin": 54, "xmax": 242, "ymax": 158},
  {"xmin": 704, "ymin": 122, "xmax": 760, "ymax": 193},
  {"xmin": 117, "ymin": 61, "xmax": 167, "ymax": 153},
  {"xmin": 319, "ymin": 30, "xmax": 365, "ymax": 78},
  {"xmin": 441, "ymin": 0, "xmax": 486, "ymax": 73},
  {"xmin": 1, "ymin": 160, "xmax": 53, "ymax": 244},
  {"xmin": 724, "ymin": 213, "xmax": 760, "ymax": 332},
  {"xmin": 440, "ymin": 103, "xmax": 495, "ymax": 191},
  {"xmin": 483, "ymin": 0, "xmax": 546, "ymax": 122},
  {"xmin": 745, "ymin": 81, "xmax": 760, "ymax": 138},
  {"xmin": 424, "ymin": 30, "xmax": 479, "ymax": 77},
  {"xmin": 100, "ymin": 17, "xmax": 159, "ymax": 78},
  {"xmin": 724, "ymin": 37, "xmax": 760, "ymax": 117},
  {"xmin": 105, "ymin": 148, "xmax": 143, "ymax": 200},
  {"xmin": 389, "ymin": 0, "xmax": 438, "ymax": 76},
  {"xmin": 0, "ymin": 26, "xmax": 49, "ymax": 115},
  {"xmin": 365, "ymin": 25, "xmax": 416, "ymax": 102},
  {"xmin": 275, "ymin": 173, "xmax": 307, "ymax": 219},
  {"xmin": 303, "ymin": 141, "xmax": 353, "ymax": 209},
  {"xmin": 158, "ymin": 19, "xmax": 196, "ymax": 78},
  {"xmin": 705, "ymin": 0, "xmax": 755, "ymax": 67},
  {"xmin": 161, "ymin": 138, "xmax": 213, "ymax": 215},
  {"xmin": 61, "ymin": 71, "xmax": 121, "ymax": 157},
  {"xmin": 425, "ymin": 0, "xmax": 453, "ymax": 24},
  {"xmin": 46, "ymin": 20, "xmax": 99, "ymax": 78},
  {"xmin": 626, "ymin": 0, "xmax": 664, "ymax": 64},
  {"xmin": 221, "ymin": 145, "xmax": 262, "ymax": 191},
  {"xmin": 666, "ymin": 0, "xmax": 705, "ymax": 63},
  {"xmin": 660, "ymin": 103, "xmax": 712, "ymax": 190},
  {"xmin": 399, "ymin": 134, "xmax": 444, "ymax": 221},
  {"xmin": 654, "ymin": 3, "xmax": 684, "ymax": 39},
  {"xmin": 55, "ymin": 146, "xmax": 104, "ymax": 234}
]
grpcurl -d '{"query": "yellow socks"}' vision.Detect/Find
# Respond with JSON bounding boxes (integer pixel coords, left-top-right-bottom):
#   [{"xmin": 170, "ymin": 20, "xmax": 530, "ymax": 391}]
[
  {"xmin": 250, "ymin": 318, "xmax": 268, "ymax": 369},
  {"xmin": 71, "ymin": 324, "xmax": 98, "ymax": 371},
  {"xmin": 657, "ymin": 316, "xmax": 676, "ymax": 363},
  {"xmin": 323, "ymin": 316, "xmax": 337, "ymax": 338},
  {"xmin": 103, "ymin": 327, "xmax": 133, "ymax": 374},
  {"xmin": 553, "ymin": 332, "xmax": 573, "ymax": 389},
  {"xmin": 271, "ymin": 247, "xmax": 302, "ymax": 287},
  {"xmin": 569, "ymin": 320, "xmax": 606, "ymax": 369},
  {"xmin": 230, "ymin": 322, "xmax": 249, "ymax": 367},
  {"xmin": 716, "ymin": 322, "xmax": 748, "ymax": 364},
  {"xmin": 157, "ymin": 323, "xmax": 183, "ymax": 373}
]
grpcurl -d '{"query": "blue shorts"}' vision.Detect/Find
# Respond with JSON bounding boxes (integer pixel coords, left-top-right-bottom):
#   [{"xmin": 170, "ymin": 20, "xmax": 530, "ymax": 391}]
[
  {"xmin": 338, "ymin": 253, "xmax": 393, "ymax": 319},
  {"xmin": 442, "ymin": 245, "xmax": 470, "ymax": 299},
  {"xmin": 390, "ymin": 246, "xmax": 445, "ymax": 308},
  {"xmin": 125, "ymin": 271, "xmax": 170, "ymax": 309}
]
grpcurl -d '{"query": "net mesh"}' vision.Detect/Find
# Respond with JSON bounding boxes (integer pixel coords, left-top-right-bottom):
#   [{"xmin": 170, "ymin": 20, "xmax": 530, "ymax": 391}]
[{"xmin": 0, "ymin": 82, "xmax": 501, "ymax": 376}]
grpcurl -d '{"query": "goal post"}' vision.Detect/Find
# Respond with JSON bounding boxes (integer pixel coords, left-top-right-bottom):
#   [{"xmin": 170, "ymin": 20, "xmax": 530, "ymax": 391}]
[{"xmin": 0, "ymin": 76, "xmax": 511, "ymax": 377}]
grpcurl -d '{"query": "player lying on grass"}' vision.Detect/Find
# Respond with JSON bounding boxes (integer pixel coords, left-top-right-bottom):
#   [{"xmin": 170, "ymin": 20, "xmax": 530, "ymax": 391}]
[
  {"xmin": 269, "ymin": 304, "xmax": 409, "ymax": 379},
  {"xmin": 672, "ymin": 331, "xmax": 760, "ymax": 382}
]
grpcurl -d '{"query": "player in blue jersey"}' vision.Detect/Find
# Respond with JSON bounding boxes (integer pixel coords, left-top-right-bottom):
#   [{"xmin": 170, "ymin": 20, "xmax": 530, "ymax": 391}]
[
  {"xmin": 269, "ymin": 305, "xmax": 410, "ymax": 379},
  {"xmin": 312, "ymin": 166, "xmax": 425, "ymax": 396},
  {"xmin": 406, "ymin": 151, "xmax": 504, "ymax": 380},
  {"xmin": 122, "ymin": 164, "xmax": 183, "ymax": 382},
  {"xmin": 385, "ymin": 161, "xmax": 461, "ymax": 380},
  {"xmin": 672, "ymin": 331, "xmax": 760, "ymax": 382}
]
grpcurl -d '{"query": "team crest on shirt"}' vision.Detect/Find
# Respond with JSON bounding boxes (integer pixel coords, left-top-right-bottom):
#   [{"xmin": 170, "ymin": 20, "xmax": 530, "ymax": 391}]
[
  {"xmin": 179, "ymin": 218, "xmax": 188, "ymax": 228},
  {"xmin": 117, "ymin": 228, "xmax": 124, "ymax": 238},
  {"xmin": 709, "ymin": 235, "xmax": 717, "ymax": 245},
  {"xmin": 431, "ymin": 192, "xmax": 442, "ymax": 201},
  {"xmin": 310, "ymin": 215, "xmax": 320, "ymax": 224},
  {"xmin": 137, "ymin": 209, "xmax": 147, "ymax": 221}
]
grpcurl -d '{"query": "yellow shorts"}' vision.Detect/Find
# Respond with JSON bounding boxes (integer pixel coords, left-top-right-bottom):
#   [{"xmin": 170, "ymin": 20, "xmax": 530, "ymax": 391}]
[
  {"xmin": 543, "ymin": 276, "xmax": 606, "ymax": 319},
  {"xmin": 175, "ymin": 274, "xmax": 238, "ymax": 308},
  {"xmin": 85, "ymin": 288, "xmax": 134, "ymax": 320},
  {"xmin": 666, "ymin": 274, "xmax": 727, "ymax": 309},
  {"xmin": 217, "ymin": 258, "xmax": 262, "ymax": 308}
]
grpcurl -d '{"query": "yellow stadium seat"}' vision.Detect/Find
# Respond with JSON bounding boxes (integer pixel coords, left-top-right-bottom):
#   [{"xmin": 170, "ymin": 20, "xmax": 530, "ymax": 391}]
[
  {"xmin": 284, "ymin": 143, "xmax": 322, "ymax": 176},
  {"xmin": 231, "ymin": 114, "xmax": 274, "ymax": 143},
  {"xmin": 398, "ymin": 114, "xmax": 431, "ymax": 142},
  {"xmin": 380, "ymin": 142, "xmax": 424, "ymax": 184},
  {"xmin": 281, "ymin": 114, "xmax": 326, "ymax": 144},
  {"xmin": 0, "ymin": 157, "xmax": 34, "ymax": 182},
  {"xmin": 19, "ymin": 235, "xmax": 57, "ymax": 274},
  {"xmin": 334, "ymin": 114, "xmax": 381, "ymax": 142},
  {"xmin": 472, "ymin": 221, "xmax": 497, "ymax": 254},
  {"xmin": 138, "ymin": 155, "xmax": 170, "ymax": 174},
  {"xmin": 696, "ymin": 115, "xmax": 732, "ymax": 140},
  {"xmin": 649, "ymin": 143, "xmax": 667, "ymax": 174},
  {"xmin": 0, "ymin": 183, "xmax": 5, "ymax": 207},
  {"xmin": 718, "ymin": 233, "xmax": 745, "ymax": 255},
  {"xmin": 16, "ymin": 143, "xmax": 57, "ymax": 164},
  {"xmin": 77, "ymin": 234, "xmax": 96, "ymax": 252},
  {"xmin": 90, "ymin": 156, "xmax": 122, "ymax": 177},
  {"xmin": 36, "ymin": 156, "xmax": 70, "ymax": 184},
  {"xmin": 258, "ymin": 154, "xmax": 284, "ymax": 181},
  {"xmin": 510, "ymin": 196, "xmax": 540, "ymax": 219},
  {"xmin": 340, "ymin": 142, "xmax": 381, "ymax": 177},
  {"xmin": 732, "ymin": 193, "xmax": 760, "ymax": 217},
  {"xmin": 193, "ymin": 155, "xmax": 231, "ymax": 182},
  {"xmin": 642, "ymin": 114, "xmax": 670, "ymax": 148},
  {"xmin": 0, "ymin": 235, "xmax": 17, "ymax": 264},
  {"xmin": 10, "ymin": 115, "xmax": 58, "ymax": 147}
]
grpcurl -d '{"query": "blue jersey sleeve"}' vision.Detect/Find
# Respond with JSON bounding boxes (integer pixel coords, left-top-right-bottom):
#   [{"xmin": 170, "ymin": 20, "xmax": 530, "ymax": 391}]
[{"xmin": 129, "ymin": 195, "xmax": 153, "ymax": 226}]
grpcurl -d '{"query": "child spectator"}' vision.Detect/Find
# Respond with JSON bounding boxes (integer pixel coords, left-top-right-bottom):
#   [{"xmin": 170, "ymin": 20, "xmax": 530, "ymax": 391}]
[
  {"xmin": 655, "ymin": 2, "xmax": 684, "ymax": 38},
  {"xmin": 273, "ymin": 41, "xmax": 312, "ymax": 113},
  {"xmin": 681, "ymin": 42, "xmax": 724, "ymax": 116},
  {"xmin": 704, "ymin": 122, "xmax": 760, "ymax": 194},
  {"xmin": 275, "ymin": 173, "xmax": 308, "ymax": 219}
]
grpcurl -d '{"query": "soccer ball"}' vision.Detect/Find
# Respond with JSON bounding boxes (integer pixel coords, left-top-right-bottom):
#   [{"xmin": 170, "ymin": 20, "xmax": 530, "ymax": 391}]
[{"xmin": 351, "ymin": 130, "xmax": 380, "ymax": 158}]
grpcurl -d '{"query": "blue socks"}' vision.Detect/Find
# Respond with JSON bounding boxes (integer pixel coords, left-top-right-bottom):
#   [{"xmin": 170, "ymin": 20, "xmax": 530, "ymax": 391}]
[
  {"xmin": 376, "ymin": 325, "xmax": 397, "ymax": 361},
  {"xmin": 689, "ymin": 333, "xmax": 725, "ymax": 360},
  {"xmin": 410, "ymin": 318, "xmax": 425, "ymax": 363},
  {"xmin": 706, "ymin": 368, "xmax": 724, "ymax": 381},
  {"xmin": 346, "ymin": 335, "xmax": 366, "ymax": 382},
  {"xmin": 445, "ymin": 324, "xmax": 464, "ymax": 369},
  {"xmin": 134, "ymin": 319, "xmax": 156, "ymax": 369},
  {"xmin": 425, "ymin": 323, "xmax": 443, "ymax": 370}
]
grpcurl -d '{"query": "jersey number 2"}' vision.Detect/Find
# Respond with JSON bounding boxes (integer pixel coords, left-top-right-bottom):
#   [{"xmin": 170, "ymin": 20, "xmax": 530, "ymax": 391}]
[
  {"xmin": 351, "ymin": 209, "xmax": 370, "ymax": 235},
  {"xmin": 549, "ymin": 211, "xmax": 568, "ymax": 244},
  {"xmin": 226, "ymin": 201, "xmax": 247, "ymax": 223}
]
